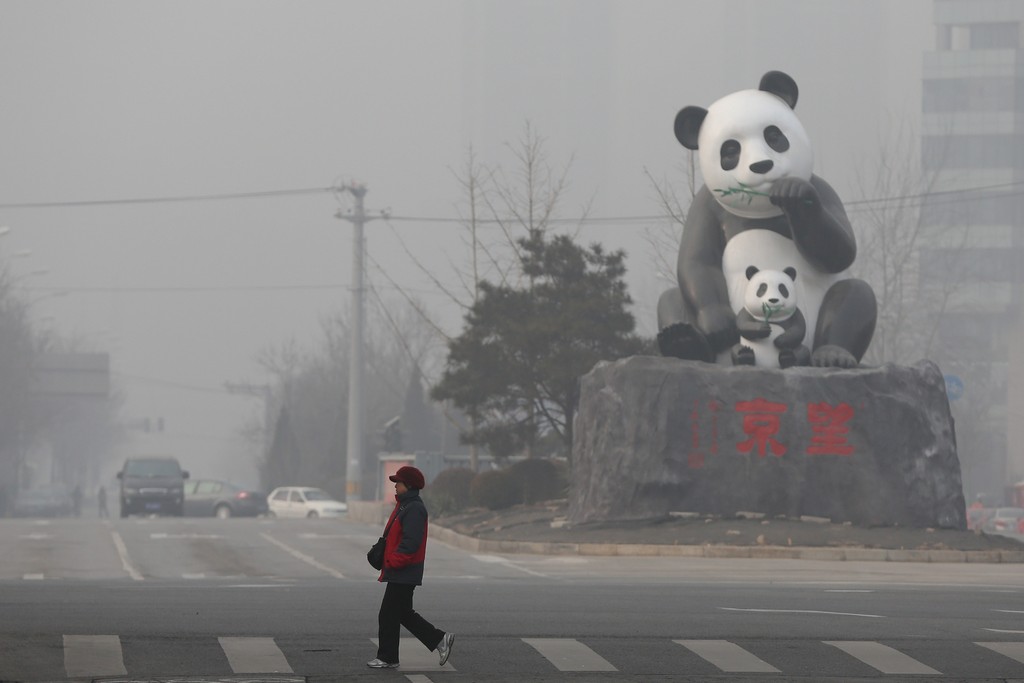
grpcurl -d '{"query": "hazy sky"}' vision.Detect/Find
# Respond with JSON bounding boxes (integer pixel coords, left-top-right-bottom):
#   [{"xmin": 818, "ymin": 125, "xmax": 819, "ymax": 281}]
[{"xmin": 0, "ymin": 0, "xmax": 933, "ymax": 487}]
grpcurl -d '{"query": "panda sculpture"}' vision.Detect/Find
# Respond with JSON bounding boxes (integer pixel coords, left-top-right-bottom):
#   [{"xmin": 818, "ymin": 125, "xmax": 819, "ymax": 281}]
[
  {"xmin": 656, "ymin": 71, "xmax": 876, "ymax": 368},
  {"xmin": 733, "ymin": 265, "xmax": 810, "ymax": 369}
]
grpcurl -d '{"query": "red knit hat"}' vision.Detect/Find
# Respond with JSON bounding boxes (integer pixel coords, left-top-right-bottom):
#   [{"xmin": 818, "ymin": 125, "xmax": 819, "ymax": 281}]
[{"xmin": 389, "ymin": 465, "xmax": 425, "ymax": 490}]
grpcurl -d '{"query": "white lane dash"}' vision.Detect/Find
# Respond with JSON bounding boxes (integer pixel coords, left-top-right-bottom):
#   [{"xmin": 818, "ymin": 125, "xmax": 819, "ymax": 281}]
[
  {"xmin": 825, "ymin": 641, "xmax": 941, "ymax": 675},
  {"xmin": 825, "ymin": 589, "xmax": 874, "ymax": 593},
  {"xmin": 219, "ymin": 636, "xmax": 293, "ymax": 673},
  {"xmin": 471, "ymin": 555, "xmax": 547, "ymax": 577},
  {"xmin": 523, "ymin": 638, "xmax": 617, "ymax": 672},
  {"xmin": 405, "ymin": 675, "xmax": 435, "ymax": 683},
  {"xmin": 982, "ymin": 628, "xmax": 1024, "ymax": 634},
  {"xmin": 977, "ymin": 641, "xmax": 1024, "ymax": 664},
  {"xmin": 994, "ymin": 609, "xmax": 1024, "ymax": 614},
  {"xmin": 720, "ymin": 607, "xmax": 883, "ymax": 618},
  {"xmin": 23, "ymin": 573, "xmax": 44, "ymax": 580},
  {"xmin": 260, "ymin": 532, "xmax": 345, "ymax": 579},
  {"xmin": 63, "ymin": 635, "xmax": 127, "ymax": 677},
  {"xmin": 676, "ymin": 639, "xmax": 779, "ymax": 673},
  {"xmin": 110, "ymin": 530, "xmax": 143, "ymax": 581}
]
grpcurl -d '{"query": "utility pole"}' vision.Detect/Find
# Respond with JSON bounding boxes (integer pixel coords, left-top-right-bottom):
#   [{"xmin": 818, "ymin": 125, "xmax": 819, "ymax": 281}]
[{"xmin": 335, "ymin": 183, "xmax": 385, "ymax": 502}]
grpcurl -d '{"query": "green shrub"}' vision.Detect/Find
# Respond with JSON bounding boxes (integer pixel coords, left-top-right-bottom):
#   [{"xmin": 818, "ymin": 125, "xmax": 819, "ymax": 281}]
[
  {"xmin": 506, "ymin": 458, "xmax": 568, "ymax": 504},
  {"xmin": 424, "ymin": 467, "xmax": 476, "ymax": 516},
  {"xmin": 469, "ymin": 469, "xmax": 519, "ymax": 510}
]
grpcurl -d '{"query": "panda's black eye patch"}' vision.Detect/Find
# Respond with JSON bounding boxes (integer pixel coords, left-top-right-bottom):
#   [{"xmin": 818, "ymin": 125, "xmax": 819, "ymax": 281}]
[
  {"xmin": 756, "ymin": 283, "xmax": 767, "ymax": 297},
  {"xmin": 779, "ymin": 283, "xmax": 789, "ymax": 298},
  {"xmin": 720, "ymin": 140, "xmax": 740, "ymax": 171},
  {"xmin": 764, "ymin": 125, "xmax": 789, "ymax": 153}
]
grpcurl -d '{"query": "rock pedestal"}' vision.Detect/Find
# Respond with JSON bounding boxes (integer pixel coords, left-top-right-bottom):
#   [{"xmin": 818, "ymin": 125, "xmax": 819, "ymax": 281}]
[{"xmin": 570, "ymin": 357, "xmax": 966, "ymax": 529}]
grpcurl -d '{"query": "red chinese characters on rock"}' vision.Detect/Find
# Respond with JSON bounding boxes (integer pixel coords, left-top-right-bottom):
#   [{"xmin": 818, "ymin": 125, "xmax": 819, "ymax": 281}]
[
  {"xmin": 688, "ymin": 399, "xmax": 722, "ymax": 469},
  {"xmin": 805, "ymin": 401, "xmax": 854, "ymax": 456},
  {"xmin": 685, "ymin": 398, "xmax": 856, "ymax": 469},
  {"xmin": 735, "ymin": 398, "xmax": 788, "ymax": 457}
]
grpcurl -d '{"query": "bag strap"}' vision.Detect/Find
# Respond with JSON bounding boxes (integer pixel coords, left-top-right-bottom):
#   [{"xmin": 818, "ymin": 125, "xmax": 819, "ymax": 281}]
[{"xmin": 381, "ymin": 504, "xmax": 401, "ymax": 539}]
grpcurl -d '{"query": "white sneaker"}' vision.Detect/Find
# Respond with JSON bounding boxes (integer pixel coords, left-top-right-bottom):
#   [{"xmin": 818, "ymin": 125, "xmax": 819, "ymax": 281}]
[
  {"xmin": 437, "ymin": 632, "xmax": 455, "ymax": 666},
  {"xmin": 366, "ymin": 658, "xmax": 399, "ymax": 669}
]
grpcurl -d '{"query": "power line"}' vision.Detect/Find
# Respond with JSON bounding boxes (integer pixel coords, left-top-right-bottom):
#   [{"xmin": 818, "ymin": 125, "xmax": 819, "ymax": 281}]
[
  {"xmin": 0, "ymin": 186, "xmax": 337, "ymax": 209},
  {"xmin": 1, "ymin": 178, "xmax": 1021, "ymax": 221}
]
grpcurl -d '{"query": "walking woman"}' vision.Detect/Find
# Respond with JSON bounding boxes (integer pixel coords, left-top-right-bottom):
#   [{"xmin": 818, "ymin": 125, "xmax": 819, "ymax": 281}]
[{"xmin": 367, "ymin": 465, "xmax": 455, "ymax": 670}]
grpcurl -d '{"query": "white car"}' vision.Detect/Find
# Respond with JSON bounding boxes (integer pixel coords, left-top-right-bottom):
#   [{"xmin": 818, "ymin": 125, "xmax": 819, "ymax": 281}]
[{"xmin": 266, "ymin": 487, "xmax": 348, "ymax": 518}]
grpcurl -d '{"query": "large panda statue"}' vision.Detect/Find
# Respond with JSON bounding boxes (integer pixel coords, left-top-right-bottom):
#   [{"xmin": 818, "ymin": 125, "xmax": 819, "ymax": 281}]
[{"xmin": 656, "ymin": 71, "xmax": 876, "ymax": 368}]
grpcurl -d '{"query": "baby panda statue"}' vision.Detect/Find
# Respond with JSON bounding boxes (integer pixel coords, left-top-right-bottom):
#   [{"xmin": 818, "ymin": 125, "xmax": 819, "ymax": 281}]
[
  {"xmin": 656, "ymin": 71, "xmax": 876, "ymax": 368},
  {"xmin": 733, "ymin": 265, "xmax": 810, "ymax": 369}
]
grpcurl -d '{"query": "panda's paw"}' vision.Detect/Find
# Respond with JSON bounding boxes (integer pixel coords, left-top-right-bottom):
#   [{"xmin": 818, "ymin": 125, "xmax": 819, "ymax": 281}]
[
  {"xmin": 732, "ymin": 345, "xmax": 755, "ymax": 366},
  {"xmin": 778, "ymin": 349, "xmax": 796, "ymax": 368},
  {"xmin": 811, "ymin": 345, "xmax": 858, "ymax": 369},
  {"xmin": 657, "ymin": 323, "xmax": 714, "ymax": 362}
]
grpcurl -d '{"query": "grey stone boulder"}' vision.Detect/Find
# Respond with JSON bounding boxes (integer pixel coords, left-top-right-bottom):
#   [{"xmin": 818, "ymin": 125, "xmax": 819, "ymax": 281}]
[{"xmin": 569, "ymin": 356, "xmax": 966, "ymax": 530}]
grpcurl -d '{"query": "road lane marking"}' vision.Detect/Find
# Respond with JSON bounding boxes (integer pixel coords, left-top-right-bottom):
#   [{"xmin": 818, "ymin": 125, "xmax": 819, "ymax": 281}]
[
  {"xmin": 260, "ymin": 532, "xmax": 345, "ymax": 579},
  {"xmin": 110, "ymin": 530, "xmax": 143, "ymax": 581},
  {"xmin": 370, "ymin": 638, "xmax": 455, "ymax": 671},
  {"xmin": 63, "ymin": 635, "xmax": 127, "ymax": 677},
  {"xmin": 982, "ymin": 628, "xmax": 1024, "ymax": 634},
  {"xmin": 523, "ymin": 638, "xmax": 617, "ymax": 672},
  {"xmin": 675, "ymin": 639, "xmax": 779, "ymax": 673},
  {"xmin": 977, "ymin": 641, "xmax": 1024, "ymax": 664},
  {"xmin": 994, "ymin": 609, "xmax": 1024, "ymax": 614},
  {"xmin": 20, "ymin": 533, "xmax": 52, "ymax": 540},
  {"xmin": 825, "ymin": 589, "xmax": 874, "ymax": 592},
  {"xmin": 472, "ymin": 554, "xmax": 547, "ymax": 577},
  {"xmin": 721, "ymin": 607, "xmax": 883, "ymax": 618},
  {"xmin": 23, "ymin": 573, "xmax": 44, "ymax": 580},
  {"xmin": 219, "ymin": 636, "xmax": 293, "ymax": 673},
  {"xmin": 150, "ymin": 533, "xmax": 222, "ymax": 539},
  {"xmin": 825, "ymin": 641, "xmax": 941, "ymax": 675},
  {"xmin": 405, "ymin": 676, "xmax": 435, "ymax": 683}
]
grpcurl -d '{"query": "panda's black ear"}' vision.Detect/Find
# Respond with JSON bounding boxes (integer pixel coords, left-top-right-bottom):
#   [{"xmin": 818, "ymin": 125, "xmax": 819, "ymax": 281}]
[
  {"xmin": 674, "ymin": 106, "xmax": 707, "ymax": 150},
  {"xmin": 745, "ymin": 265, "xmax": 759, "ymax": 280},
  {"xmin": 759, "ymin": 71, "xmax": 798, "ymax": 109},
  {"xmin": 784, "ymin": 266, "xmax": 797, "ymax": 280}
]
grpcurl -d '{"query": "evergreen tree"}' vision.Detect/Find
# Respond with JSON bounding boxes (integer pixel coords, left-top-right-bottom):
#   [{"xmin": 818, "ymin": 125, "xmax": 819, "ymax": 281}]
[{"xmin": 432, "ymin": 230, "xmax": 642, "ymax": 462}]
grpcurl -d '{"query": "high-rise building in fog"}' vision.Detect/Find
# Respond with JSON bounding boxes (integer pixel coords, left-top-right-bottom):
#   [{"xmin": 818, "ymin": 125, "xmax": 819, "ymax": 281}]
[{"xmin": 923, "ymin": 0, "xmax": 1024, "ymax": 501}]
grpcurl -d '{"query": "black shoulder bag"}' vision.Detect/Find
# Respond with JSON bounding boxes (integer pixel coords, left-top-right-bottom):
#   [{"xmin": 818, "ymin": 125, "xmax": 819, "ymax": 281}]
[{"xmin": 367, "ymin": 509, "xmax": 399, "ymax": 570}]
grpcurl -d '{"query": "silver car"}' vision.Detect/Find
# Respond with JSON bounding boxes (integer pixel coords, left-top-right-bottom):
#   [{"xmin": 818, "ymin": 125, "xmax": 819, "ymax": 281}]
[{"xmin": 981, "ymin": 507, "xmax": 1024, "ymax": 538}]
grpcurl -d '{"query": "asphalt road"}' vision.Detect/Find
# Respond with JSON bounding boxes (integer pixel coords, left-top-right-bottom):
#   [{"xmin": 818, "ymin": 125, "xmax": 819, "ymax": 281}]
[{"xmin": 1, "ymin": 516, "xmax": 1023, "ymax": 682}]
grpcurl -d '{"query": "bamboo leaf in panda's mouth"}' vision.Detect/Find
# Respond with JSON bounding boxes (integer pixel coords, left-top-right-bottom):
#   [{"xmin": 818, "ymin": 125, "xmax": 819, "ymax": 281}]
[
  {"xmin": 761, "ymin": 301, "xmax": 784, "ymax": 321},
  {"xmin": 714, "ymin": 183, "xmax": 815, "ymax": 206}
]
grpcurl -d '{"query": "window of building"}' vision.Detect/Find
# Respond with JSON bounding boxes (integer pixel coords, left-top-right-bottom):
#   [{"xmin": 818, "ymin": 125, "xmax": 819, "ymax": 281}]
[
  {"xmin": 970, "ymin": 22, "xmax": 1019, "ymax": 50},
  {"xmin": 922, "ymin": 133, "xmax": 1024, "ymax": 170},
  {"xmin": 922, "ymin": 77, "xmax": 1016, "ymax": 113}
]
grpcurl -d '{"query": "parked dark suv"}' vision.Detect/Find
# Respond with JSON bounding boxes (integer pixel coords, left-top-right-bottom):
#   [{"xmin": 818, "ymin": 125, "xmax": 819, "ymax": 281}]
[{"xmin": 117, "ymin": 457, "xmax": 189, "ymax": 517}]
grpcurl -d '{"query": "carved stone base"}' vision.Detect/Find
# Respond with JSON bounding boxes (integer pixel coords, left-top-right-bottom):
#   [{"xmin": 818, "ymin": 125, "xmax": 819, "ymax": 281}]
[{"xmin": 570, "ymin": 356, "xmax": 965, "ymax": 529}]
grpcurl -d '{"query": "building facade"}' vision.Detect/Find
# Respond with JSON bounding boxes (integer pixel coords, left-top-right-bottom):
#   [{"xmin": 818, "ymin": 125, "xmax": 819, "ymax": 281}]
[{"xmin": 923, "ymin": 0, "xmax": 1024, "ymax": 502}]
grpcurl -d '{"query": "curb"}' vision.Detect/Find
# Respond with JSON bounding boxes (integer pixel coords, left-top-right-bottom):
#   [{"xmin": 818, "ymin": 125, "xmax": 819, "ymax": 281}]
[{"xmin": 431, "ymin": 524, "xmax": 1024, "ymax": 564}]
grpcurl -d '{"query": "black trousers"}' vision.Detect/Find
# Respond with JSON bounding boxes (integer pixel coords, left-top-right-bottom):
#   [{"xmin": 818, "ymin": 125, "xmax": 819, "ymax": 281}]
[{"xmin": 376, "ymin": 582, "xmax": 444, "ymax": 663}]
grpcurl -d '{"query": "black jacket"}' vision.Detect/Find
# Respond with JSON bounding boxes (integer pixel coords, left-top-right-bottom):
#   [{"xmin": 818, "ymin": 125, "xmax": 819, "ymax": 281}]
[{"xmin": 379, "ymin": 489, "xmax": 428, "ymax": 585}]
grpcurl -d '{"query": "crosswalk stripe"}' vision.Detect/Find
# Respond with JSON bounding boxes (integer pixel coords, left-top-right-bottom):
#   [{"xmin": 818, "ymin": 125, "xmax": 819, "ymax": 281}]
[
  {"xmin": 523, "ymin": 638, "xmax": 617, "ymax": 672},
  {"xmin": 63, "ymin": 635, "xmax": 126, "ymax": 677},
  {"xmin": 218, "ymin": 636, "xmax": 293, "ymax": 673},
  {"xmin": 977, "ymin": 641, "xmax": 1024, "ymax": 664},
  {"xmin": 675, "ymin": 639, "xmax": 780, "ymax": 673},
  {"xmin": 825, "ymin": 640, "xmax": 941, "ymax": 675}
]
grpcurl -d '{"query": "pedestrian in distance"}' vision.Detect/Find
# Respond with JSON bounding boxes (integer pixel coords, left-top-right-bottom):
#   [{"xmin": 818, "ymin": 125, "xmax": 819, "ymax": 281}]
[
  {"xmin": 367, "ymin": 465, "xmax": 455, "ymax": 670},
  {"xmin": 97, "ymin": 485, "xmax": 108, "ymax": 518}
]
